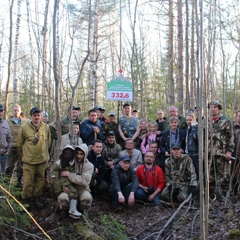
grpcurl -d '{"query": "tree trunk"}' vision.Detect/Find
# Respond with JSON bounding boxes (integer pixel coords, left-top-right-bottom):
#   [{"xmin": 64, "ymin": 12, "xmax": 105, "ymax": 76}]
[
  {"xmin": 190, "ymin": 0, "xmax": 195, "ymax": 108},
  {"xmin": 169, "ymin": 0, "xmax": 174, "ymax": 105},
  {"xmin": 42, "ymin": 0, "xmax": 50, "ymax": 111},
  {"xmin": 185, "ymin": 0, "xmax": 190, "ymax": 110},
  {"xmin": 53, "ymin": 0, "xmax": 62, "ymax": 159},
  {"xmin": 4, "ymin": 0, "xmax": 15, "ymax": 119},
  {"xmin": 90, "ymin": 0, "xmax": 99, "ymax": 107},
  {"xmin": 177, "ymin": 0, "xmax": 184, "ymax": 114},
  {"xmin": 12, "ymin": 0, "xmax": 22, "ymax": 103}
]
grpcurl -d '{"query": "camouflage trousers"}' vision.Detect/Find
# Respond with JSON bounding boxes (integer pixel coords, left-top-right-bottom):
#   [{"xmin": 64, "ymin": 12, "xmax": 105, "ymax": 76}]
[
  {"xmin": 209, "ymin": 156, "xmax": 231, "ymax": 183},
  {"xmin": 208, "ymin": 156, "xmax": 231, "ymax": 195},
  {"xmin": 161, "ymin": 184, "xmax": 189, "ymax": 202}
]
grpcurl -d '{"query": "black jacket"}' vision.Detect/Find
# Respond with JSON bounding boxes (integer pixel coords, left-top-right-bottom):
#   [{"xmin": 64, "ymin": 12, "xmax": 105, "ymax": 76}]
[
  {"xmin": 186, "ymin": 125, "xmax": 198, "ymax": 155},
  {"xmin": 111, "ymin": 164, "xmax": 139, "ymax": 192},
  {"xmin": 160, "ymin": 128, "xmax": 186, "ymax": 154},
  {"xmin": 88, "ymin": 150, "xmax": 105, "ymax": 184}
]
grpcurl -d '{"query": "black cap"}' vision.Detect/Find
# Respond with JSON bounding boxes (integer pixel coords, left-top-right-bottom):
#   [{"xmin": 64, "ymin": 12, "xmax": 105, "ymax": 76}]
[
  {"xmin": 123, "ymin": 103, "xmax": 130, "ymax": 108},
  {"xmin": 0, "ymin": 104, "xmax": 4, "ymax": 111},
  {"xmin": 171, "ymin": 143, "xmax": 181, "ymax": 150},
  {"xmin": 72, "ymin": 106, "xmax": 81, "ymax": 111},
  {"xmin": 120, "ymin": 155, "xmax": 131, "ymax": 162},
  {"xmin": 108, "ymin": 131, "xmax": 115, "ymax": 137},
  {"xmin": 30, "ymin": 107, "xmax": 41, "ymax": 115},
  {"xmin": 92, "ymin": 107, "xmax": 99, "ymax": 111},
  {"xmin": 98, "ymin": 106, "xmax": 105, "ymax": 111}
]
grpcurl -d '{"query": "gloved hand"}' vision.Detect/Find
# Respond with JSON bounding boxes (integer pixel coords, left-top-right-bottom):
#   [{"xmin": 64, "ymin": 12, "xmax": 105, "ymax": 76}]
[{"xmin": 189, "ymin": 186, "xmax": 197, "ymax": 196}]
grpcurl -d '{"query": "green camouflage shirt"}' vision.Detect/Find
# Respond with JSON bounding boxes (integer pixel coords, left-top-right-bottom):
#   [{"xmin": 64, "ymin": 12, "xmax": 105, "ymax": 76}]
[
  {"xmin": 208, "ymin": 113, "xmax": 234, "ymax": 155},
  {"xmin": 165, "ymin": 154, "xmax": 197, "ymax": 187}
]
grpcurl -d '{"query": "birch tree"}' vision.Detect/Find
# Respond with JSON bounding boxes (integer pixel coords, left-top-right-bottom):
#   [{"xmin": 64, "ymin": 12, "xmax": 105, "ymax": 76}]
[
  {"xmin": 177, "ymin": 0, "xmax": 184, "ymax": 114},
  {"xmin": 4, "ymin": 0, "xmax": 15, "ymax": 119},
  {"xmin": 12, "ymin": 0, "xmax": 22, "ymax": 103}
]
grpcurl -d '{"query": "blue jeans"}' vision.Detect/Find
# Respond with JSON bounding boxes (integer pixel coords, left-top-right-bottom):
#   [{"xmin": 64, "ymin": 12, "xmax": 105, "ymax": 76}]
[
  {"xmin": 109, "ymin": 183, "xmax": 133, "ymax": 208},
  {"xmin": 135, "ymin": 188, "xmax": 160, "ymax": 206},
  {"xmin": 0, "ymin": 153, "xmax": 8, "ymax": 175}
]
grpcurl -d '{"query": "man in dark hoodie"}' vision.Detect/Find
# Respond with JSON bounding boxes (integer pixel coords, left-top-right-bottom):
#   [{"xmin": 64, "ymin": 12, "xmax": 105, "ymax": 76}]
[
  {"xmin": 102, "ymin": 131, "xmax": 122, "ymax": 184},
  {"xmin": 109, "ymin": 155, "xmax": 139, "ymax": 209},
  {"xmin": 88, "ymin": 139, "xmax": 109, "ymax": 195}
]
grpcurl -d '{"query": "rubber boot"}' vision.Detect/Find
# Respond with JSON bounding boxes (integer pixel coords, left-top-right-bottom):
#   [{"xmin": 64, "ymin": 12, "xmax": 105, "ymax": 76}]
[
  {"xmin": 69, "ymin": 199, "xmax": 82, "ymax": 219},
  {"xmin": 34, "ymin": 197, "xmax": 45, "ymax": 210}
]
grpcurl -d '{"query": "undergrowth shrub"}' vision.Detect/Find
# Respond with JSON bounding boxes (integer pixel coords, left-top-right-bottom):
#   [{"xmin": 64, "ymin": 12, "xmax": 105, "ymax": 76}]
[{"xmin": 0, "ymin": 177, "xmax": 32, "ymax": 238}]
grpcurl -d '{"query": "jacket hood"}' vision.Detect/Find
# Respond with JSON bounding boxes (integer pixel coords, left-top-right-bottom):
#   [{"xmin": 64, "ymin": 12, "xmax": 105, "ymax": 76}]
[
  {"xmin": 63, "ymin": 144, "xmax": 75, "ymax": 151},
  {"xmin": 61, "ymin": 144, "xmax": 76, "ymax": 159},
  {"xmin": 75, "ymin": 143, "xmax": 88, "ymax": 161}
]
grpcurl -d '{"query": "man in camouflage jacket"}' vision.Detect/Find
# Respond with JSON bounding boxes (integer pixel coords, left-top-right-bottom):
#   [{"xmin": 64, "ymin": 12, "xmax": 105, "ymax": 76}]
[
  {"xmin": 162, "ymin": 143, "xmax": 197, "ymax": 202},
  {"xmin": 207, "ymin": 100, "xmax": 234, "ymax": 195}
]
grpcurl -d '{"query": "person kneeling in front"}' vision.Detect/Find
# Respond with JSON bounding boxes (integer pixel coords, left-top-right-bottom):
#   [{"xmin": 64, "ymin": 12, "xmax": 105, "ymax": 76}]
[
  {"xmin": 135, "ymin": 151, "xmax": 165, "ymax": 205},
  {"xmin": 109, "ymin": 155, "xmax": 139, "ymax": 209}
]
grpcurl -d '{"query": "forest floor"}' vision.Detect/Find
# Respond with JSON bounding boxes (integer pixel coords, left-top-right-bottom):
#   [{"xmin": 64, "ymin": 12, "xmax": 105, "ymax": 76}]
[{"xmin": 1, "ymin": 188, "xmax": 240, "ymax": 240}]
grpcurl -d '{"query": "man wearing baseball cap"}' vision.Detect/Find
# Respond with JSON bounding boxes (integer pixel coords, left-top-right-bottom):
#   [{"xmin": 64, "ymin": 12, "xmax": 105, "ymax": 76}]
[
  {"xmin": 98, "ymin": 106, "xmax": 108, "ymax": 126},
  {"xmin": 102, "ymin": 111, "xmax": 119, "ymax": 142},
  {"xmin": 109, "ymin": 155, "xmax": 139, "ymax": 209},
  {"xmin": 17, "ymin": 106, "xmax": 51, "ymax": 210},
  {"xmin": 0, "ymin": 104, "xmax": 12, "ymax": 176},
  {"xmin": 102, "ymin": 131, "xmax": 122, "ymax": 184},
  {"xmin": 162, "ymin": 143, "xmax": 197, "ymax": 202}
]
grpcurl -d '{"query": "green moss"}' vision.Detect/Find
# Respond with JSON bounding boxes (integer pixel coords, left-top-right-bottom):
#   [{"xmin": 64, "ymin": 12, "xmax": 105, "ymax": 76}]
[{"xmin": 228, "ymin": 229, "xmax": 240, "ymax": 239}]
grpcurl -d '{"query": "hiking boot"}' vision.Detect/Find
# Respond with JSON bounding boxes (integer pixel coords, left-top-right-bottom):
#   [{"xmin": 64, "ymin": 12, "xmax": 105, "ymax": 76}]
[
  {"xmin": 21, "ymin": 198, "xmax": 32, "ymax": 211},
  {"xmin": 34, "ymin": 197, "xmax": 45, "ymax": 210},
  {"xmin": 60, "ymin": 208, "xmax": 69, "ymax": 220}
]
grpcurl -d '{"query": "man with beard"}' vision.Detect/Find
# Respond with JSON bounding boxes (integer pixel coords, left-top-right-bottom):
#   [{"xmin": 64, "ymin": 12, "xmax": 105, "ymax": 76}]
[
  {"xmin": 135, "ymin": 151, "xmax": 165, "ymax": 206},
  {"xmin": 102, "ymin": 131, "xmax": 122, "ymax": 184},
  {"xmin": 17, "ymin": 107, "xmax": 51, "ymax": 210}
]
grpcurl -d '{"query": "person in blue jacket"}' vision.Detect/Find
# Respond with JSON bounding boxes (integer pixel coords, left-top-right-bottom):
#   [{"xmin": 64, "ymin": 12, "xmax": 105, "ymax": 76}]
[{"xmin": 80, "ymin": 109, "xmax": 104, "ymax": 146}]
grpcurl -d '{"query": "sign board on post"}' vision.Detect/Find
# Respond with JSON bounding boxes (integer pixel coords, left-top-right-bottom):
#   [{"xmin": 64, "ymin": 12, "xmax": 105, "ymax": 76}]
[{"xmin": 107, "ymin": 70, "xmax": 133, "ymax": 101}]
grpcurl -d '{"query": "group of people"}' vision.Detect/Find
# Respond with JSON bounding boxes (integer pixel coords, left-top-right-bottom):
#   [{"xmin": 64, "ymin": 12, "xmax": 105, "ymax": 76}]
[{"xmin": 0, "ymin": 99, "xmax": 238, "ymax": 219}]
